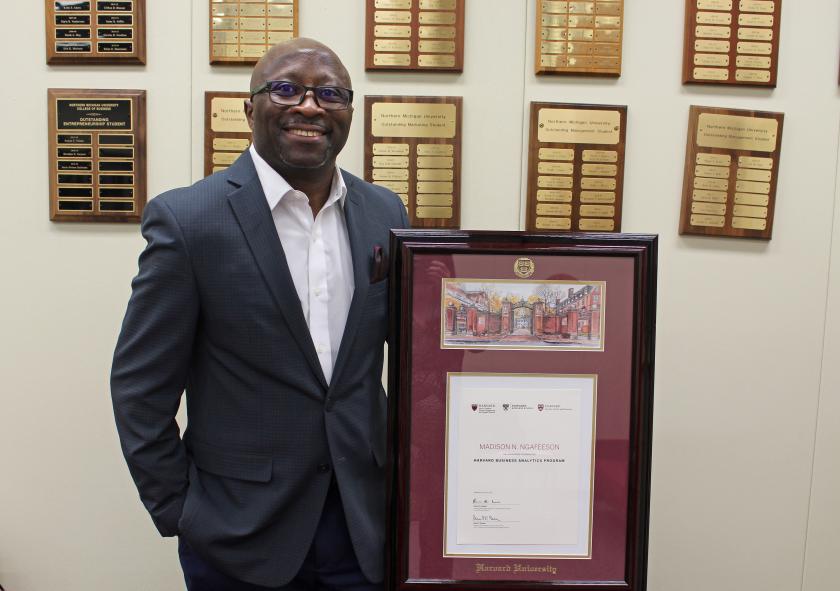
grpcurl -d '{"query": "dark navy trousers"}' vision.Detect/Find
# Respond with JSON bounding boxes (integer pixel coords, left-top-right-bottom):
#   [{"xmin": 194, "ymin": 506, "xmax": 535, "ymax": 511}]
[{"xmin": 178, "ymin": 481, "xmax": 381, "ymax": 591}]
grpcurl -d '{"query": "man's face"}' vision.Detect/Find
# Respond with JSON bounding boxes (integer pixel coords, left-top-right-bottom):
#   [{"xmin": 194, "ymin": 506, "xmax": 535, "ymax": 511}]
[{"xmin": 246, "ymin": 49, "xmax": 353, "ymax": 179}]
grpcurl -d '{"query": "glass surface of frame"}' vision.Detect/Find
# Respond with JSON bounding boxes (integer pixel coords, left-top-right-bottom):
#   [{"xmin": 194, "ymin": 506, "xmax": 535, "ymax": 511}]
[{"xmin": 387, "ymin": 230, "xmax": 657, "ymax": 591}]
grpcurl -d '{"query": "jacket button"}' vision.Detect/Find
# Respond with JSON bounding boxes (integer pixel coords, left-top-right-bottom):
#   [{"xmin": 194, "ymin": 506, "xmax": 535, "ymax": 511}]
[{"xmin": 317, "ymin": 463, "xmax": 331, "ymax": 473}]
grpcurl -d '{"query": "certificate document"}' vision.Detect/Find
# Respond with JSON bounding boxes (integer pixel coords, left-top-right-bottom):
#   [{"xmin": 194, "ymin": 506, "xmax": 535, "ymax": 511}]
[{"xmin": 444, "ymin": 373, "xmax": 596, "ymax": 557}]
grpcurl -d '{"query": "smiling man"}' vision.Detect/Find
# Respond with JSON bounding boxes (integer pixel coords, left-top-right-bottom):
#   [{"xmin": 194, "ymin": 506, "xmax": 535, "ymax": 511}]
[{"xmin": 111, "ymin": 39, "xmax": 408, "ymax": 590}]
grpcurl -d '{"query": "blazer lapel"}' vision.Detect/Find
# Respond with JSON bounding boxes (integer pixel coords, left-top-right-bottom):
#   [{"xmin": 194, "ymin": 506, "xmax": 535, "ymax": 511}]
[
  {"xmin": 225, "ymin": 153, "xmax": 328, "ymax": 392},
  {"xmin": 329, "ymin": 176, "xmax": 371, "ymax": 391}
]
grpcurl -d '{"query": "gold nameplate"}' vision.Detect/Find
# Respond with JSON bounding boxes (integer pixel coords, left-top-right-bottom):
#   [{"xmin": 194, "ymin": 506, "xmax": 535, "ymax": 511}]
[
  {"xmin": 582, "ymin": 150, "xmax": 617, "ymax": 162},
  {"xmin": 372, "ymin": 155, "xmax": 410, "ymax": 168},
  {"xmin": 735, "ymin": 180, "xmax": 770, "ymax": 194},
  {"xmin": 538, "ymin": 162, "xmax": 575, "ymax": 175},
  {"xmin": 420, "ymin": 0, "xmax": 455, "ymax": 8},
  {"xmin": 542, "ymin": 15, "xmax": 568, "ymax": 27},
  {"xmin": 418, "ymin": 40, "xmax": 456, "ymax": 53},
  {"xmin": 581, "ymin": 177, "xmax": 616, "ymax": 190},
  {"xmin": 696, "ymin": 12, "xmax": 732, "ymax": 25},
  {"xmin": 268, "ymin": 5, "xmax": 294, "ymax": 17},
  {"xmin": 212, "ymin": 31, "xmax": 239, "ymax": 43},
  {"xmin": 240, "ymin": 45, "xmax": 267, "ymax": 58},
  {"xmin": 268, "ymin": 31, "xmax": 294, "ymax": 43},
  {"xmin": 540, "ymin": 41, "xmax": 568, "ymax": 54},
  {"xmin": 374, "ymin": 54, "xmax": 411, "ymax": 66},
  {"xmin": 416, "ymin": 205, "xmax": 453, "ymax": 218},
  {"xmin": 735, "ymin": 70, "xmax": 771, "ymax": 83},
  {"xmin": 696, "ymin": 153, "xmax": 732, "ymax": 166},
  {"xmin": 736, "ymin": 41, "xmax": 772, "ymax": 54},
  {"xmin": 417, "ymin": 181, "xmax": 453, "ymax": 193},
  {"xmin": 694, "ymin": 53, "xmax": 729, "ymax": 66},
  {"xmin": 374, "ymin": 25, "xmax": 412, "ymax": 37},
  {"xmin": 691, "ymin": 202, "xmax": 726, "ymax": 216},
  {"xmin": 568, "ymin": 2, "xmax": 595, "ymax": 13},
  {"xmin": 734, "ymin": 192, "xmax": 769, "ymax": 206},
  {"xmin": 374, "ymin": 39, "xmax": 411, "ymax": 52},
  {"xmin": 538, "ymin": 176, "xmax": 574, "ymax": 189},
  {"xmin": 213, "ymin": 17, "xmax": 238, "ymax": 29},
  {"xmin": 419, "ymin": 12, "xmax": 456, "ymax": 25},
  {"xmin": 372, "ymin": 168, "xmax": 410, "ymax": 181},
  {"xmin": 416, "ymin": 194, "xmax": 453, "ymax": 206},
  {"xmin": 537, "ymin": 109, "xmax": 620, "ymax": 144},
  {"xmin": 417, "ymin": 144, "xmax": 454, "ymax": 156},
  {"xmin": 697, "ymin": 0, "xmax": 732, "ymax": 9},
  {"xmin": 417, "ymin": 156, "xmax": 454, "ymax": 168},
  {"xmin": 738, "ymin": 28, "xmax": 773, "ymax": 42},
  {"xmin": 373, "ymin": 143, "xmax": 410, "ymax": 155},
  {"xmin": 693, "ymin": 189, "xmax": 728, "ymax": 203},
  {"xmin": 536, "ymin": 190, "xmax": 573, "ymax": 202},
  {"xmin": 580, "ymin": 205, "xmax": 615, "ymax": 218},
  {"xmin": 541, "ymin": 1, "xmax": 570, "ymax": 13},
  {"xmin": 376, "ymin": 0, "xmax": 412, "ymax": 8},
  {"xmin": 536, "ymin": 217, "xmax": 572, "ymax": 230},
  {"xmin": 738, "ymin": 156, "xmax": 773, "ymax": 169},
  {"xmin": 736, "ymin": 168, "xmax": 772, "ymax": 182},
  {"xmin": 212, "ymin": 152, "xmax": 238, "ymax": 165},
  {"xmin": 210, "ymin": 97, "xmax": 249, "ymax": 133},
  {"xmin": 579, "ymin": 218, "xmax": 615, "ymax": 231},
  {"xmin": 695, "ymin": 164, "xmax": 730, "ymax": 179},
  {"xmin": 371, "ymin": 103, "xmax": 457, "ymax": 138},
  {"xmin": 739, "ymin": 14, "xmax": 773, "ymax": 27},
  {"xmin": 418, "ymin": 26, "xmax": 456, "ymax": 39},
  {"xmin": 239, "ymin": 4, "xmax": 266, "ymax": 16},
  {"xmin": 418, "ymin": 54, "xmax": 456, "ymax": 67},
  {"xmin": 580, "ymin": 191, "xmax": 616, "ymax": 203},
  {"xmin": 239, "ymin": 18, "xmax": 267, "ymax": 30},
  {"xmin": 697, "ymin": 114, "xmax": 778, "ymax": 152},
  {"xmin": 374, "ymin": 180, "xmax": 410, "ymax": 193},
  {"xmin": 732, "ymin": 204, "xmax": 767, "ymax": 218},
  {"xmin": 239, "ymin": 31, "xmax": 266, "ymax": 43},
  {"xmin": 736, "ymin": 55, "xmax": 771, "ymax": 69},
  {"xmin": 696, "ymin": 26, "xmax": 731, "ymax": 39},
  {"xmin": 213, "ymin": 138, "xmax": 250, "ymax": 151},
  {"xmin": 417, "ymin": 168, "xmax": 454, "ymax": 181},
  {"xmin": 539, "ymin": 148, "xmax": 575, "ymax": 161},
  {"xmin": 694, "ymin": 68, "xmax": 729, "ymax": 80},
  {"xmin": 213, "ymin": 4, "xmax": 239, "ymax": 17},
  {"xmin": 694, "ymin": 40, "xmax": 730, "ymax": 52},
  {"xmin": 536, "ymin": 203, "xmax": 572, "ymax": 216},
  {"xmin": 596, "ymin": 2, "xmax": 622, "ymax": 15},
  {"xmin": 690, "ymin": 214, "xmax": 725, "ymax": 227},
  {"xmin": 581, "ymin": 163, "xmax": 617, "ymax": 176},
  {"xmin": 268, "ymin": 17, "xmax": 294, "ymax": 31},
  {"xmin": 694, "ymin": 177, "xmax": 729, "ymax": 191},
  {"xmin": 739, "ymin": 0, "xmax": 774, "ymax": 12},
  {"xmin": 375, "ymin": 10, "xmax": 412, "ymax": 23},
  {"xmin": 731, "ymin": 217, "xmax": 767, "ymax": 230}
]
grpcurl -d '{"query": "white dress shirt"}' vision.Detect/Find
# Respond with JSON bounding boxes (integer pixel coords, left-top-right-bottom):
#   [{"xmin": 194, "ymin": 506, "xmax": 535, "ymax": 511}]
[{"xmin": 249, "ymin": 145, "xmax": 355, "ymax": 384}]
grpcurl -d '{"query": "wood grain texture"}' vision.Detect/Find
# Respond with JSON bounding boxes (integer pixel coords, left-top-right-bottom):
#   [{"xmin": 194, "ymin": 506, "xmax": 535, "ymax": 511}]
[
  {"xmin": 48, "ymin": 88, "xmax": 146, "ymax": 223},
  {"xmin": 365, "ymin": 0, "xmax": 465, "ymax": 72},
  {"xmin": 678, "ymin": 104, "xmax": 784, "ymax": 239},
  {"xmin": 525, "ymin": 102, "xmax": 627, "ymax": 233},
  {"xmin": 364, "ymin": 95, "xmax": 462, "ymax": 229}
]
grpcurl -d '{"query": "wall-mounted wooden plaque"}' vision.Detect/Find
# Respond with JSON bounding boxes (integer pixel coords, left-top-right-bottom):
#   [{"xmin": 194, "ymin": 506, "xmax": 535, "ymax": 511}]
[
  {"xmin": 364, "ymin": 96, "xmax": 462, "ymax": 229},
  {"xmin": 682, "ymin": 0, "xmax": 781, "ymax": 87},
  {"xmin": 525, "ymin": 102, "xmax": 627, "ymax": 233},
  {"xmin": 210, "ymin": 0, "xmax": 298, "ymax": 65},
  {"xmin": 536, "ymin": 0, "xmax": 624, "ymax": 76},
  {"xmin": 48, "ymin": 89, "xmax": 146, "ymax": 222},
  {"xmin": 46, "ymin": 0, "xmax": 146, "ymax": 65},
  {"xmin": 679, "ymin": 105, "xmax": 784, "ymax": 239},
  {"xmin": 365, "ymin": 0, "xmax": 465, "ymax": 72},
  {"xmin": 204, "ymin": 92, "xmax": 252, "ymax": 177}
]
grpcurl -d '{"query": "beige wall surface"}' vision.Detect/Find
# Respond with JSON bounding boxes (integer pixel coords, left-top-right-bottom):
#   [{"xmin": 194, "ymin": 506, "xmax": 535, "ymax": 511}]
[{"xmin": 1, "ymin": 1, "xmax": 838, "ymax": 590}]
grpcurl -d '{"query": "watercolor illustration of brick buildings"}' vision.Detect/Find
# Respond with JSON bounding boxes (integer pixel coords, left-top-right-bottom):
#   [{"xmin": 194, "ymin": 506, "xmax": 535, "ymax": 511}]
[{"xmin": 442, "ymin": 280, "xmax": 604, "ymax": 350}]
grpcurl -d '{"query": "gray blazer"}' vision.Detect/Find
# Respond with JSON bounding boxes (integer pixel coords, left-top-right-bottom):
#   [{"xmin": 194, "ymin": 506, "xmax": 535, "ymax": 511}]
[{"xmin": 111, "ymin": 151, "xmax": 407, "ymax": 587}]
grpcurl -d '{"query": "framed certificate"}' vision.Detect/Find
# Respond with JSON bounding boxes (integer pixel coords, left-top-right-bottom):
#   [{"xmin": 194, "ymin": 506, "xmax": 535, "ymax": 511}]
[{"xmin": 387, "ymin": 231, "xmax": 657, "ymax": 590}]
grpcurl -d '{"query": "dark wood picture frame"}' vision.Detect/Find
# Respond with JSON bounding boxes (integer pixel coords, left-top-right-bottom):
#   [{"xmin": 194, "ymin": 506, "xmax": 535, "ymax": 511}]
[
  {"xmin": 48, "ymin": 88, "xmax": 147, "ymax": 222},
  {"xmin": 46, "ymin": 0, "xmax": 147, "ymax": 65},
  {"xmin": 387, "ymin": 230, "xmax": 657, "ymax": 591}
]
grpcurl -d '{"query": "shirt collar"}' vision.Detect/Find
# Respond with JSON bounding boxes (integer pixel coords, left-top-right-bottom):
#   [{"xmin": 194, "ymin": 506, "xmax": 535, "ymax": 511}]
[{"xmin": 249, "ymin": 144, "xmax": 347, "ymax": 211}]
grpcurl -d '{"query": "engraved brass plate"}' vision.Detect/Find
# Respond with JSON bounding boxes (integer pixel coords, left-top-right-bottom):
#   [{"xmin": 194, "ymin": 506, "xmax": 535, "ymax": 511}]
[
  {"xmin": 537, "ymin": 109, "xmax": 620, "ymax": 144},
  {"xmin": 416, "ymin": 194, "xmax": 453, "ymax": 206},
  {"xmin": 691, "ymin": 202, "xmax": 726, "ymax": 216},
  {"xmin": 697, "ymin": 0, "xmax": 732, "ymax": 9},
  {"xmin": 536, "ymin": 190, "xmax": 573, "ymax": 202},
  {"xmin": 693, "ymin": 189, "xmax": 728, "ymax": 203},
  {"xmin": 373, "ymin": 143, "xmax": 410, "ymax": 155},
  {"xmin": 694, "ymin": 67, "xmax": 729, "ymax": 80},
  {"xmin": 416, "ymin": 205, "xmax": 453, "ymax": 218},
  {"xmin": 417, "ymin": 143, "xmax": 454, "ymax": 156},
  {"xmin": 696, "ymin": 11, "xmax": 732, "ymax": 25},
  {"xmin": 734, "ymin": 192, "xmax": 769, "ymax": 206},
  {"xmin": 738, "ymin": 156, "xmax": 773, "ymax": 169},
  {"xmin": 739, "ymin": 0, "xmax": 774, "ymax": 12},
  {"xmin": 416, "ymin": 181, "xmax": 453, "ymax": 193},
  {"xmin": 736, "ymin": 168, "xmax": 772, "ymax": 182},
  {"xmin": 582, "ymin": 150, "xmax": 617, "ymax": 162},
  {"xmin": 536, "ymin": 217, "xmax": 572, "ymax": 230},
  {"xmin": 212, "ymin": 152, "xmax": 238, "ymax": 165},
  {"xmin": 735, "ymin": 180, "xmax": 770, "ymax": 194},
  {"xmin": 579, "ymin": 205, "xmax": 615, "ymax": 218},
  {"xmin": 539, "ymin": 148, "xmax": 575, "ymax": 161},
  {"xmin": 374, "ymin": 54, "xmax": 412, "ymax": 66},
  {"xmin": 538, "ymin": 176, "xmax": 574, "ymax": 189},
  {"xmin": 697, "ymin": 114, "xmax": 778, "ymax": 152},
  {"xmin": 538, "ymin": 162, "xmax": 575, "ymax": 175},
  {"xmin": 418, "ymin": 40, "xmax": 456, "ymax": 52},
  {"xmin": 213, "ymin": 138, "xmax": 250, "ymax": 151},
  {"xmin": 373, "ymin": 168, "xmax": 410, "ymax": 181},
  {"xmin": 418, "ymin": 26, "xmax": 456, "ymax": 38},
  {"xmin": 731, "ymin": 216, "xmax": 767, "ymax": 230},
  {"xmin": 372, "ymin": 155, "xmax": 410, "ymax": 168},
  {"xmin": 210, "ymin": 97, "xmax": 249, "ymax": 133},
  {"xmin": 536, "ymin": 203, "xmax": 572, "ymax": 216},
  {"xmin": 694, "ymin": 177, "xmax": 729, "ymax": 191},
  {"xmin": 419, "ymin": 12, "xmax": 456, "ymax": 25},
  {"xmin": 581, "ymin": 163, "xmax": 617, "ymax": 176},
  {"xmin": 374, "ymin": 39, "xmax": 411, "ymax": 52},
  {"xmin": 420, "ymin": 0, "xmax": 455, "ymax": 8},
  {"xmin": 694, "ymin": 40, "xmax": 730, "ymax": 52},
  {"xmin": 418, "ymin": 54, "xmax": 456, "ymax": 67},
  {"xmin": 735, "ymin": 69, "xmax": 771, "ymax": 83},
  {"xmin": 417, "ymin": 168, "xmax": 454, "ymax": 181},
  {"xmin": 735, "ymin": 55, "xmax": 771, "ymax": 68},
  {"xmin": 371, "ymin": 103, "xmax": 457, "ymax": 138},
  {"xmin": 695, "ymin": 26, "xmax": 731, "ymax": 39},
  {"xmin": 696, "ymin": 153, "xmax": 732, "ymax": 166},
  {"xmin": 695, "ymin": 164, "xmax": 731, "ymax": 179},
  {"xmin": 732, "ymin": 204, "xmax": 767, "ymax": 218},
  {"xmin": 580, "ymin": 177, "xmax": 616, "ymax": 190},
  {"xmin": 690, "ymin": 214, "xmax": 726, "ymax": 227},
  {"xmin": 374, "ymin": 25, "xmax": 412, "ymax": 37},
  {"xmin": 738, "ymin": 14, "xmax": 773, "ymax": 26},
  {"xmin": 578, "ymin": 218, "xmax": 615, "ymax": 231},
  {"xmin": 376, "ymin": 0, "xmax": 412, "ymax": 8},
  {"xmin": 580, "ymin": 191, "xmax": 615, "ymax": 203},
  {"xmin": 736, "ymin": 41, "xmax": 772, "ymax": 54},
  {"xmin": 738, "ymin": 28, "xmax": 773, "ymax": 42},
  {"xmin": 694, "ymin": 53, "xmax": 729, "ymax": 66},
  {"xmin": 417, "ymin": 156, "xmax": 454, "ymax": 169},
  {"xmin": 375, "ymin": 10, "xmax": 412, "ymax": 23},
  {"xmin": 374, "ymin": 180, "xmax": 410, "ymax": 193}
]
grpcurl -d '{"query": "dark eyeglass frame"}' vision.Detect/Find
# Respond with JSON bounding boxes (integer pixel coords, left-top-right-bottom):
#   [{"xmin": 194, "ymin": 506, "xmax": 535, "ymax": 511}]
[{"xmin": 250, "ymin": 80, "xmax": 354, "ymax": 111}]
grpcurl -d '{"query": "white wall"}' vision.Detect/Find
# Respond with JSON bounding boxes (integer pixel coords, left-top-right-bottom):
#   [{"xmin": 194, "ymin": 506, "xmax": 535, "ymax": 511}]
[{"xmin": 1, "ymin": 1, "xmax": 837, "ymax": 589}]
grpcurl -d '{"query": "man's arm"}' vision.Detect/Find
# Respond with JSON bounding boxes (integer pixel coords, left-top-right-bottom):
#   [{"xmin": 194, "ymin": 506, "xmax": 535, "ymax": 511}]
[{"xmin": 111, "ymin": 195, "xmax": 199, "ymax": 537}]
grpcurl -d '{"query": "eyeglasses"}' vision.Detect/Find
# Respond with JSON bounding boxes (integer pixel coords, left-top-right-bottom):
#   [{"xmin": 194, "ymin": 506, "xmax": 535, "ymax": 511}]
[{"xmin": 250, "ymin": 80, "xmax": 354, "ymax": 111}]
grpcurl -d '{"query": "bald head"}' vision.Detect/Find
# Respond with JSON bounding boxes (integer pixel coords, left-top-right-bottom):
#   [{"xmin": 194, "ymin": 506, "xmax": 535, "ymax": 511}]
[{"xmin": 250, "ymin": 38, "xmax": 351, "ymax": 92}]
